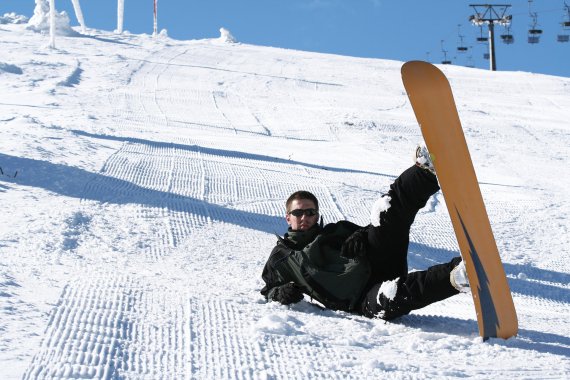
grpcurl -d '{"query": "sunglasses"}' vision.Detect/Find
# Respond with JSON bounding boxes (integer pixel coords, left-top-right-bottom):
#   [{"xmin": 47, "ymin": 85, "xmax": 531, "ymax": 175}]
[{"xmin": 288, "ymin": 208, "xmax": 319, "ymax": 217}]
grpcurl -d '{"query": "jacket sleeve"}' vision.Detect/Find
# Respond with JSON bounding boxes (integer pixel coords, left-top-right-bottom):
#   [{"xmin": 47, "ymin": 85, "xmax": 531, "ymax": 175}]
[{"xmin": 260, "ymin": 244, "xmax": 290, "ymax": 301}]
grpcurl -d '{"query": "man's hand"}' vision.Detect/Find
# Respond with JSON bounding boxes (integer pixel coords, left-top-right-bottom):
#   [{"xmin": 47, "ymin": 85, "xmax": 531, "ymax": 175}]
[
  {"xmin": 273, "ymin": 282, "xmax": 304, "ymax": 305},
  {"xmin": 341, "ymin": 228, "xmax": 369, "ymax": 259}
]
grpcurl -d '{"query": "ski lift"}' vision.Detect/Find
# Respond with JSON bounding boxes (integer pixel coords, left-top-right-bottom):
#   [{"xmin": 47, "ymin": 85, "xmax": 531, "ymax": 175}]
[
  {"xmin": 501, "ymin": 25, "xmax": 515, "ymax": 44},
  {"xmin": 441, "ymin": 40, "xmax": 452, "ymax": 64},
  {"xmin": 501, "ymin": 34, "xmax": 515, "ymax": 44},
  {"xmin": 528, "ymin": 27, "xmax": 542, "ymax": 44},
  {"xmin": 457, "ymin": 25, "xmax": 469, "ymax": 52},
  {"xmin": 527, "ymin": 1, "xmax": 543, "ymax": 44},
  {"xmin": 528, "ymin": 14, "xmax": 543, "ymax": 44},
  {"xmin": 466, "ymin": 54, "xmax": 475, "ymax": 68},
  {"xmin": 558, "ymin": 2, "xmax": 570, "ymax": 42},
  {"xmin": 476, "ymin": 26, "xmax": 489, "ymax": 43},
  {"xmin": 563, "ymin": 1, "xmax": 570, "ymax": 27}
]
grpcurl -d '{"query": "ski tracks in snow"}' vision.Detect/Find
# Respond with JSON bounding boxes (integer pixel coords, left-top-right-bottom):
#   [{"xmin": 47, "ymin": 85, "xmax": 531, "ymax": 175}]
[
  {"xmin": 23, "ymin": 275, "xmax": 189, "ymax": 379},
  {"xmin": 22, "ymin": 42, "xmax": 394, "ymax": 378}
]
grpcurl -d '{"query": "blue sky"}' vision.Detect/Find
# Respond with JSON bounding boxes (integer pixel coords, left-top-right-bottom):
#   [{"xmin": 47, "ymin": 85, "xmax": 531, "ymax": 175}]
[{"xmin": 2, "ymin": 0, "xmax": 569, "ymax": 77}]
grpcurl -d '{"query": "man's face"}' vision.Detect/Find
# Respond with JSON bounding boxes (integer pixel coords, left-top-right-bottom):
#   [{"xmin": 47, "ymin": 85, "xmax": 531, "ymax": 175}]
[{"xmin": 286, "ymin": 199, "xmax": 319, "ymax": 231}]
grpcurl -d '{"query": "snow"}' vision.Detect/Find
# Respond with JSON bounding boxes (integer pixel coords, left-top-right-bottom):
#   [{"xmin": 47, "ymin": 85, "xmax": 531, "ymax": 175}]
[
  {"xmin": 378, "ymin": 278, "xmax": 399, "ymax": 302},
  {"xmin": 370, "ymin": 195, "xmax": 391, "ymax": 227},
  {"xmin": 219, "ymin": 27, "xmax": 237, "ymax": 43},
  {"xmin": 0, "ymin": 13, "xmax": 28, "ymax": 25},
  {"xmin": 1, "ymin": 15, "xmax": 570, "ymax": 379},
  {"xmin": 27, "ymin": 0, "xmax": 76, "ymax": 37}
]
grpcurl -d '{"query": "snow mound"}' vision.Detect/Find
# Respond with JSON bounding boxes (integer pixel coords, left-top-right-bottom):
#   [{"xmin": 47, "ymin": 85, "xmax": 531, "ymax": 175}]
[
  {"xmin": 252, "ymin": 313, "xmax": 302, "ymax": 335},
  {"xmin": 26, "ymin": 0, "xmax": 78, "ymax": 36},
  {"xmin": 0, "ymin": 13, "xmax": 29, "ymax": 24},
  {"xmin": 219, "ymin": 27, "xmax": 237, "ymax": 43}
]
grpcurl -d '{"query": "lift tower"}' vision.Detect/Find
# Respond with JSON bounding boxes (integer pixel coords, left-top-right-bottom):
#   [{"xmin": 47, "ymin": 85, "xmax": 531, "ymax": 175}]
[{"xmin": 469, "ymin": 4, "xmax": 512, "ymax": 71}]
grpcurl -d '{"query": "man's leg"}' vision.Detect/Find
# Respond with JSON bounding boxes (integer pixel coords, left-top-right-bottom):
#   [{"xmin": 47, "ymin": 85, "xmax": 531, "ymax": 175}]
[
  {"xmin": 361, "ymin": 257, "xmax": 462, "ymax": 320},
  {"xmin": 367, "ymin": 165, "xmax": 440, "ymax": 282}
]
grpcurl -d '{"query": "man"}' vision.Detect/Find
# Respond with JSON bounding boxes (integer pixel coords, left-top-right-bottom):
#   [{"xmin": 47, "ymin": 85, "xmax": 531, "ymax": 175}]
[{"xmin": 260, "ymin": 145, "xmax": 469, "ymax": 320}]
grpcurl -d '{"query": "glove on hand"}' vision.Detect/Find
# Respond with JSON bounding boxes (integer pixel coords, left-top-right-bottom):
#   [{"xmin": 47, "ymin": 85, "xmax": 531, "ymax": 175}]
[
  {"xmin": 341, "ymin": 228, "xmax": 369, "ymax": 259},
  {"xmin": 274, "ymin": 282, "xmax": 304, "ymax": 305}
]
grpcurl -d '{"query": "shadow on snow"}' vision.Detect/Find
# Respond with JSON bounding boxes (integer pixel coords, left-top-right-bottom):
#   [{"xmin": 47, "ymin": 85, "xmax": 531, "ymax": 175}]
[
  {"xmin": 69, "ymin": 129, "xmax": 391, "ymax": 178},
  {"xmin": 0, "ymin": 152, "xmax": 286, "ymax": 235}
]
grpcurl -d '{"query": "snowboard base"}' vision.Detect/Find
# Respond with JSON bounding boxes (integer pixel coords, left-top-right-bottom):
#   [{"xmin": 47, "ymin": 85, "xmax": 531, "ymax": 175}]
[{"xmin": 401, "ymin": 61, "xmax": 518, "ymax": 339}]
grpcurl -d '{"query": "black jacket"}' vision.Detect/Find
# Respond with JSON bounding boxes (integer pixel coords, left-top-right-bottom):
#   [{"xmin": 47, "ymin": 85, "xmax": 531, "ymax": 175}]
[{"xmin": 261, "ymin": 221, "xmax": 371, "ymax": 312}]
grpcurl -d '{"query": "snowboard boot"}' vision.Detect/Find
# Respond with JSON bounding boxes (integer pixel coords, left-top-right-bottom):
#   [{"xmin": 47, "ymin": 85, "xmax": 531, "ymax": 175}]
[
  {"xmin": 415, "ymin": 143, "xmax": 436, "ymax": 175},
  {"xmin": 450, "ymin": 259, "xmax": 470, "ymax": 293}
]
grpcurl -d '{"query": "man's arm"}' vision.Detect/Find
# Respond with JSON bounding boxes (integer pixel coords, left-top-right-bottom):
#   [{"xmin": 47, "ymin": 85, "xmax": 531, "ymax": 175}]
[{"xmin": 261, "ymin": 244, "xmax": 305, "ymax": 305}]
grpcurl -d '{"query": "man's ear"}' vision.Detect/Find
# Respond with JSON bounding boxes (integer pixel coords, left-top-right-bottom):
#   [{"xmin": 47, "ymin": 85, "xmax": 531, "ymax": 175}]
[{"xmin": 285, "ymin": 213, "xmax": 292, "ymax": 226}]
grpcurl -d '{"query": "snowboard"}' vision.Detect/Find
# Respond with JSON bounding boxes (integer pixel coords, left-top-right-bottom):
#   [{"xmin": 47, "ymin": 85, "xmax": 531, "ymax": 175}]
[{"xmin": 401, "ymin": 61, "xmax": 518, "ymax": 340}]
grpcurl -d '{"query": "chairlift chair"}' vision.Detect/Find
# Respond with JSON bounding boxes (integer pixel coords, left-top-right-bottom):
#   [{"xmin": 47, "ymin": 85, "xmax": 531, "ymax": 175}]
[
  {"xmin": 476, "ymin": 26, "xmax": 488, "ymax": 43},
  {"xmin": 456, "ymin": 26, "xmax": 469, "ymax": 52},
  {"xmin": 501, "ymin": 24, "xmax": 515, "ymax": 44},
  {"xmin": 441, "ymin": 41, "xmax": 452, "ymax": 65},
  {"xmin": 528, "ymin": 29, "xmax": 542, "ymax": 44},
  {"xmin": 527, "ymin": 6, "xmax": 542, "ymax": 44},
  {"xmin": 501, "ymin": 34, "xmax": 515, "ymax": 44},
  {"xmin": 563, "ymin": 2, "xmax": 570, "ymax": 28},
  {"xmin": 559, "ymin": 3, "xmax": 570, "ymax": 42},
  {"xmin": 528, "ymin": 36, "xmax": 540, "ymax": 44}
]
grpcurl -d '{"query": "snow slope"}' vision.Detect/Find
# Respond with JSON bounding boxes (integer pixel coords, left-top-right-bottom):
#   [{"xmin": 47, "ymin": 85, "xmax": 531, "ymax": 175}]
[{"xmin": 1, "ymin": 20, "xmax": 569, "ymax": 379}]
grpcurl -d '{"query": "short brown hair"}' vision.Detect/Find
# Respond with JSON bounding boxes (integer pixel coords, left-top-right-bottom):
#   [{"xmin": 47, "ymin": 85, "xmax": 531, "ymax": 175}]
[{"xmin": 286, "ymin": 191, "xmax": 319, "ymax": 212}]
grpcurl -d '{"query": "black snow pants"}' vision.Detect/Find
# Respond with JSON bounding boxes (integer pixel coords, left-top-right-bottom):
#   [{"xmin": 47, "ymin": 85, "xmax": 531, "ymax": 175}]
[{"xmin": 360, "ymin": 165, "xmax": 460, "ymax": 320}]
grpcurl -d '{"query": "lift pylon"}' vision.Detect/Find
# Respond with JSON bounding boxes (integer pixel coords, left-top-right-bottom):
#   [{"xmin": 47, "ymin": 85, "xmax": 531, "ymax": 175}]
[{"xmin": 469, "ymin": 4, "xmax": 512, "ymax": 71}]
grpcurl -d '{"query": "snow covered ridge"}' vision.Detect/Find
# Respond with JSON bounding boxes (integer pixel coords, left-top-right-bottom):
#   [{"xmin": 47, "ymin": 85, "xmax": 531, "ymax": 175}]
[{"xmin": 1, "ymin": 18, "xmax": 570, "ymax": 379}]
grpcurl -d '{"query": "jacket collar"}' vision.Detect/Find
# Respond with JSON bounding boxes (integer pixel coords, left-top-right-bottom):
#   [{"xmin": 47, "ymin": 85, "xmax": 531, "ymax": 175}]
[{"xmin": 283, "ymin": 224, "xmax": 321, "ymax": 250}]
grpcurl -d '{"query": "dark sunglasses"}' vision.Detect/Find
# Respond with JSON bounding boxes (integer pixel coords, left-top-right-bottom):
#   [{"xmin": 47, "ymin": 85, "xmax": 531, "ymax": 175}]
[{"xmin": 288, "ymin": 208, "xmax": 318, "ymax": 217}]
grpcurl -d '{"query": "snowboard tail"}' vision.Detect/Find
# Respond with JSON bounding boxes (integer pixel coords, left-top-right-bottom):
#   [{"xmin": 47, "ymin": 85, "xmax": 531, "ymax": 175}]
[{"xmin": 401, "ymin": 61, "xmax": 518, "ymax": 339}]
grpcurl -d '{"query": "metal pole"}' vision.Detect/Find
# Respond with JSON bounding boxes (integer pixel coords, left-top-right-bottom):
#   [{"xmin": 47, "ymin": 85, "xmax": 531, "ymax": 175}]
[
  {"xmin": 489, "ymin": 22, "xmax": 497, "ymax": 71},
  {"xmin": 153, "ymin": 0, "xmax": 158, "ymax": 36},
  {"xmin": 117, "ymin": 0, "xmax": 124, "ymax": 34},
  {"xmin": 49, "ymin": 0, "xmax": 56, "ymax": 48}
]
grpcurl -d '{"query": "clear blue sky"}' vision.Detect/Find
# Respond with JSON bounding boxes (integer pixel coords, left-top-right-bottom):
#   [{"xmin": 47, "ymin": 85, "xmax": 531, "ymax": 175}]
[{"xmin": 2, "ymin": 0, "xmax": 569, "ymax": 77}]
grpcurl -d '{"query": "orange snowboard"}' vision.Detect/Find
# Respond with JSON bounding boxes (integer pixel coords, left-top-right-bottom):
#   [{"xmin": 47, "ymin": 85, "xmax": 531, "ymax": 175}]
[{"xmin": 401, "ymin": 61, "xmax": 518, "ymax": 339}]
